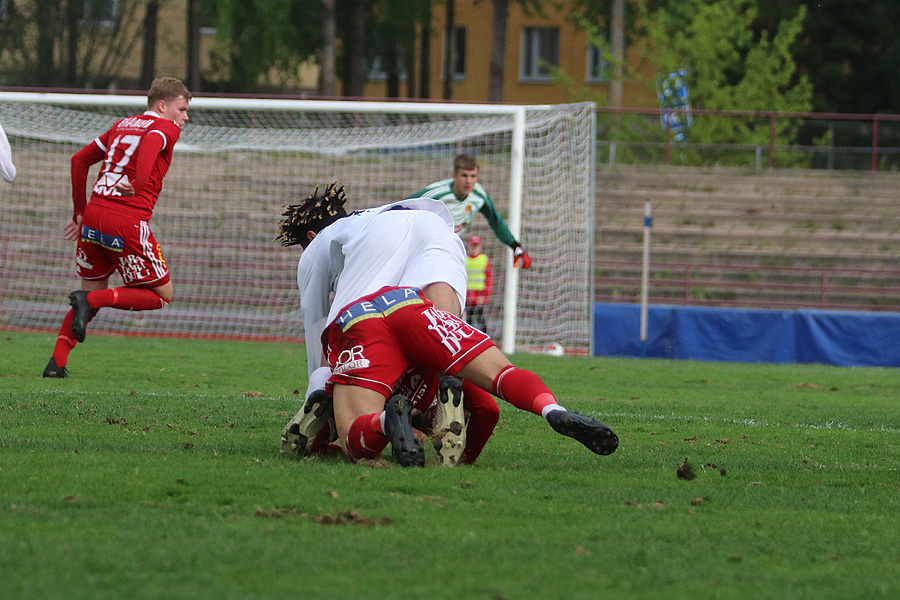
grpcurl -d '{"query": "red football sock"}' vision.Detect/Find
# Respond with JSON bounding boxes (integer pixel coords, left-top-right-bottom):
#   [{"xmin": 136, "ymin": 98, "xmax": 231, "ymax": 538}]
[
  {"xmin": 345, "ymin": 413, "xmax": 390, "ymax": 462},
  {"xmin": 50, "ymin": 310, "xmax": 78, "ymax": 367},
  {"xmin": 88, "ymin": 287, "xmax": 169, "ymax": 311},
  {"xmin": 460, "ymin": 381, "xmax": 500, "ymax": 464},
  {"xmin": 491, "ymin": 365, "xmax": 558, "ymax": 416}
]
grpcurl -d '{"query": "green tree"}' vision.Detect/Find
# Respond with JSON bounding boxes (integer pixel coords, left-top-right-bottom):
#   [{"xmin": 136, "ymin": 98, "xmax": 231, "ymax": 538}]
[
  {"xmin": 0, "ymin": 0, "xmax": 145, "ymax": 88},
  {"xmin": 318, "ymin": 0, "xmax": 336, "ymax": 96},
  {"xmin": 636, "ymin": 0, "xmax": 812, "ymax": 152},
  {"xmin": 203, "ymin": 0, "xmax": 321, "ymax": 93},
  {"xmin": 373, "ymin": 0, "xmax": 427, "ymax": 98},
  {"xmin": 139, "ymin": 0, "xmax": 159, "ymax": 89},
  {"xmin": 758, "ymin": 0, "xmax": 900, "ymax": 114},
  {"xmin": 332, "ymin": 0, "xmax": 429, "ymax": 98}
]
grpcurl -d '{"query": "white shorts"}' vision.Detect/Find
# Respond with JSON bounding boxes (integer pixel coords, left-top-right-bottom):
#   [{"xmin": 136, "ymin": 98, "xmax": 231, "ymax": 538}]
[{"xmin": 330, "ymin": 209, "xmax": 467, "ymax": 317}]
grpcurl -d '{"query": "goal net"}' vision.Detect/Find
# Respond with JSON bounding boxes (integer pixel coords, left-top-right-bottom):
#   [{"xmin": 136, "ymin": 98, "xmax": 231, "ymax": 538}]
[{"xmin": 0, "ymin": 95, "xmax": 595, "ymax": 353}]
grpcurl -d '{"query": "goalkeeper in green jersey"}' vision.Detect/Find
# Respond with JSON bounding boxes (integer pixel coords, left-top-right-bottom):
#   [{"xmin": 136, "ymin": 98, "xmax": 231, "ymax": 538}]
[{"xmin": 409, "ymin": 153, "xmax": 532, "ymax": 269}]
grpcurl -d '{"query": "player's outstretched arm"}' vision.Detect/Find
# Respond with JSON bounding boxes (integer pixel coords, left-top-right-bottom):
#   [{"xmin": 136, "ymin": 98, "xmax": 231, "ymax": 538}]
[{"xmin": 479, "ymin": 193, "xmax": 532, "ymax": 267}]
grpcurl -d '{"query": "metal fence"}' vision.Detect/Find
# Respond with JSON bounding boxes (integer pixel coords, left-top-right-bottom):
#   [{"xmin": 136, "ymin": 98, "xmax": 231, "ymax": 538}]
[
  {"xmin": 594, "ymin": 260, "xmax": 900, "ymax": 312},
  {"xmin": 595, "ymin": 107, "xmax": 900, "ymax": 171},
  {"xmin": 593, "ymin": 107, "xmax": 900, "ymax": 312}
]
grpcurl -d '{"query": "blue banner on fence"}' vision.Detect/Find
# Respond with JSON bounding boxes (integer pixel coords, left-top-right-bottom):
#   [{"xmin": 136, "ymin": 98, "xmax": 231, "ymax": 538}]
[
  {"xmin": 594, "ymin": 303, "xmax": 900, "ymax": 367},
  {"xmin": 658, "ymin": 70, "xmax": 693, "ymax": 141}
]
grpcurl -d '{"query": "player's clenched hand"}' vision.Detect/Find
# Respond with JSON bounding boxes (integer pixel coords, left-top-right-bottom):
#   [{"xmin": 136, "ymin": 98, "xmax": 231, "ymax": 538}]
[
  {"xmin": 513, "ymin": 246, "xmax": 532, "ymax": 269},
  {"xmin": 64, "ymin": 215, "xmax": 83, "ymax": 242},
  {"xmin": 115, "ymin": 181, "xmax": 135, "ymax": 196}
]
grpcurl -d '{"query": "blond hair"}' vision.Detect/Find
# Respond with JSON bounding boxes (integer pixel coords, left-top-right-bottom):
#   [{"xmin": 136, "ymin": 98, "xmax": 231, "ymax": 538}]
[{"xmin": 147, "ymin": 77, "xmax": 191, "ymax": 108}]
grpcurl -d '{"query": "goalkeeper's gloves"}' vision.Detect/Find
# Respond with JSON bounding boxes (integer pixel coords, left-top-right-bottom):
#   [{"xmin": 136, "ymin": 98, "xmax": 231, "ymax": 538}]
[{"xmin": 513, "ymin": 246, "xmax": 532, "ymax": 269}]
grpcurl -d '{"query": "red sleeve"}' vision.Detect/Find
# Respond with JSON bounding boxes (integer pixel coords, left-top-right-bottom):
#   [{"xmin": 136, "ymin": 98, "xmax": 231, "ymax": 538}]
[
  {"xmin": 484, "ymin": 256, "xmax": 493, "ymax": 298},
  {"xmin": 70, "ymin": 140, "xmax": 106, "ymax": 219},
  {"xmin": 129, "ymin": 130, "xmax": 167, "ymax": 194}
]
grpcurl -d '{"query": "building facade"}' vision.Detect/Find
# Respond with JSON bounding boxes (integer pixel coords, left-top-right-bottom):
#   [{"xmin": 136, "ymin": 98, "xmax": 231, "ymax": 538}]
[
  {"xmin": 1, "ymin": 0, "xmax": 654, "ymax": 106},
  {"xmin": 362, "ymin": 0, "xmax": 655, "ymax": 106}
]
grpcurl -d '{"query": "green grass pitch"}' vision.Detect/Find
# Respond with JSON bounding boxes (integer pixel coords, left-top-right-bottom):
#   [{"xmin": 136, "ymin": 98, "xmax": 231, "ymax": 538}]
[{"xmin": 2, "ymin": 331, "xmax": 899, "ymax": 599}]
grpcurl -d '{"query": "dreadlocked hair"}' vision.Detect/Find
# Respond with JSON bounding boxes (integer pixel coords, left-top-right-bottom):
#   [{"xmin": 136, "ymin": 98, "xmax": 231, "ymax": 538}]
[{"xmin": 276, "ymin": 182, "xmax": 348, "ymax": 247}]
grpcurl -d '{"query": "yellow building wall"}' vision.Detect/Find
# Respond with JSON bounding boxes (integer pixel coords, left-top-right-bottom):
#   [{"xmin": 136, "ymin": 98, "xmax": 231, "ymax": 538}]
[
  {"xmin": 0, "ymin": 0, "xmax": 313, "ymax": 92},
  {"xmin": 363, "ymin": 0, "xmax": 656, "ymax": 106},
  {"xmin": 3, "ymin": 1, "xmax": 649, "ymax": 102},
  {"xmin": 112, "ymin": 0, "xmax": 226, "ymax": 89}
]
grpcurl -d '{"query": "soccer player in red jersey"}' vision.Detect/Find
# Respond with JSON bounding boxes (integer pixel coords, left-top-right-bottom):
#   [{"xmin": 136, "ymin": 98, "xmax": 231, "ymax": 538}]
[
  {"xmin": 277, "ymin": 185, "xmax": 501, "ymax": 465},
  {"xmin": 323, "ymin": 286, "xmax": 619, "ymax": 467},
  {"xmin": 43, "ymin": 77, "xmax": 191, "ymax": 378}
]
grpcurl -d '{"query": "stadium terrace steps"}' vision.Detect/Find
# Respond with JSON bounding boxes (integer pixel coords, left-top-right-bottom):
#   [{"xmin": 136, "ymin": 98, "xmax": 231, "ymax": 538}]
[
  {"xmin": 594, "ymin": 166, "xmax": 900, "ymax": 309},
  {"xmin": 597, "ymin": 224, "xmax": 900, "ymax": 252}
]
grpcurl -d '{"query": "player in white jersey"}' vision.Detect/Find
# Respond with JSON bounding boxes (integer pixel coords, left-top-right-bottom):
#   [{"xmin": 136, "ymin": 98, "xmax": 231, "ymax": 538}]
[
  {"xmin": 0, "ymin": 120, "xmax": 16, "ymax": 183},
  {"xmin": 294, "ymin": 194, "xmax": 467, "ymax": 377},
  {"xmin": 277, "ymin": 183, "xmax": 501, "ymax": 465},
  {"xmin": 410, "ymin": 153, "xmax": 531, "ymax": 269}
]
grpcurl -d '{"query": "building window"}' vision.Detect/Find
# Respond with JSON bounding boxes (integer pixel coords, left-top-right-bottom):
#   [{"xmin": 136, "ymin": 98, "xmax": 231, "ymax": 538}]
[
  {"xmin": 442, "ymin": 26, "xmax": 466, "ymax": 81},
  {"xmin": 520, "ymin": 27, "xmax": 559, "ymax": 81},
  {"xmin": 82, "ymin": 0, "xmax": 120, "ymax": 29},
  {"xmin": 587, "ymin": 37, "xmax": 610, "ymax": 83},
  {"xmin": 367, "ymin": 55, "xmax": 408, "ymax": 82}
]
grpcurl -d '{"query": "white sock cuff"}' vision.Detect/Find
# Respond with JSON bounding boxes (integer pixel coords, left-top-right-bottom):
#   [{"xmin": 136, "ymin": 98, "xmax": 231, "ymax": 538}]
[
  {"xmin": 541, "ymin": 404, "xmax": 565, "ymax": 419},
  {"xmin": 305, "ymin": 366, "xmax": 333, "ymax": 400}
]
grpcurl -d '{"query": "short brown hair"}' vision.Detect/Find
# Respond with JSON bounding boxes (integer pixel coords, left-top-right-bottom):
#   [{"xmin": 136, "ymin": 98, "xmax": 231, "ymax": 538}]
[
  {"xmin": 148, "ymin": 77, "xmax": 192, "ymax": 108},
  {"xmin": 453, "ymin": 153, "xmax": 479, "ymax": 173}
]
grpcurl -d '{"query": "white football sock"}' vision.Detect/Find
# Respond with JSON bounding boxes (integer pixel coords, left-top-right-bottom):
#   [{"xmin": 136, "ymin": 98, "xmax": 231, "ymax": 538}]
[{"xmin": 542, "ymin": 404, "xmax": 566, "ymax": 419}]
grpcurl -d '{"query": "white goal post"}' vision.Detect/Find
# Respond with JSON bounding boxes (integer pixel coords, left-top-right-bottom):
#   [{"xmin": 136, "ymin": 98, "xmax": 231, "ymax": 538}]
[{"xmin": 0, "ymin": 93, "xmax": 595, "ymax": 354}]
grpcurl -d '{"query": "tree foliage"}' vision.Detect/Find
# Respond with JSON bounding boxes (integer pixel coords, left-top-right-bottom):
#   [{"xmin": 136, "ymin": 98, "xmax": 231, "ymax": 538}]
[
  {"xmin": 337, "ymin": 0, "xmax": 428, "ymax": 97},
  {"xmin": 2, "ymin": 0, "xmax": 899, "ymax": 116},
  {"xmin": 577, "ymin": 0, "xmax": 899, "ymax": 115},
  {"xmin": 200, "ymin": 0, "xmax": 321, "ymax": 92},
  {"xmin": 0, "ymin": 0, "xmax": 145, "ymax": 88},
  {"xmin": 634, "ymin": 0, "xmax": 811, "ymax": 148},
  {"xmin": 761, "ymin": 1, "xmax": 900, "ymax": 114}
]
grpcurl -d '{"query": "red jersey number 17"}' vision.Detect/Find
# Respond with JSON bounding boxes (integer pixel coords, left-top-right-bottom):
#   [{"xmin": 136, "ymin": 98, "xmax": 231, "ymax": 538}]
[{"xmin": 93, "ymin": 134, "xmax": 140, "ymax": 196}]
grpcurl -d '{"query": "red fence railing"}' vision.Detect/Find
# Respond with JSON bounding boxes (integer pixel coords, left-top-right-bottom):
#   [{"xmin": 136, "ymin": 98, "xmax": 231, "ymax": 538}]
[
  {"xmin": 595, "ymin": 260, "xmax": 900, "ymax": 312},
  {"xmin": 595, "ymin": 107, "xmax": 900, "ymax": 171}
]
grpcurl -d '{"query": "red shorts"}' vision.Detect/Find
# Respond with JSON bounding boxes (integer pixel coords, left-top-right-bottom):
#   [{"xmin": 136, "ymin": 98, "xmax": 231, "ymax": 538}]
[
  {"xmin": 324, "ymin": 287, "xmax": 493, "ymax": 397},
  {"xmin": 393, "ymin": 365, "xmax": 440, "ymax": 412},
  {"xmin": 76, "ymin": 204, "xmax": 170, "ymax": 287}
]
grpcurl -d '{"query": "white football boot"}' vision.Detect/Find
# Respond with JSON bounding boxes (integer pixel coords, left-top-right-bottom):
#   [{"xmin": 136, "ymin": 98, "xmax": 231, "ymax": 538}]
[
  {"xmin": 431, "ymin": 376, "xmax": 467, "ymax": 466},
  {"xmin": 280, "ymin": 390, "xmax": 333, "ymax": 456}
]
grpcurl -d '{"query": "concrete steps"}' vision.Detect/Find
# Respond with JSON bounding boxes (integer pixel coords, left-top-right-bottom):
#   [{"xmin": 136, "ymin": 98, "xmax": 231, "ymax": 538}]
[{"xmin": 594, "ymin": 166, "xmax": 900, "ymax": 309}]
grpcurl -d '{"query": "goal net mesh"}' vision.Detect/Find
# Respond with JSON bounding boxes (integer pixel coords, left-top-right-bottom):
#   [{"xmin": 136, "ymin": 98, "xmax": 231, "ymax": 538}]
[{"xmin": 0, "ymin": 97, "xmax": 594, "ymax": 352}]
